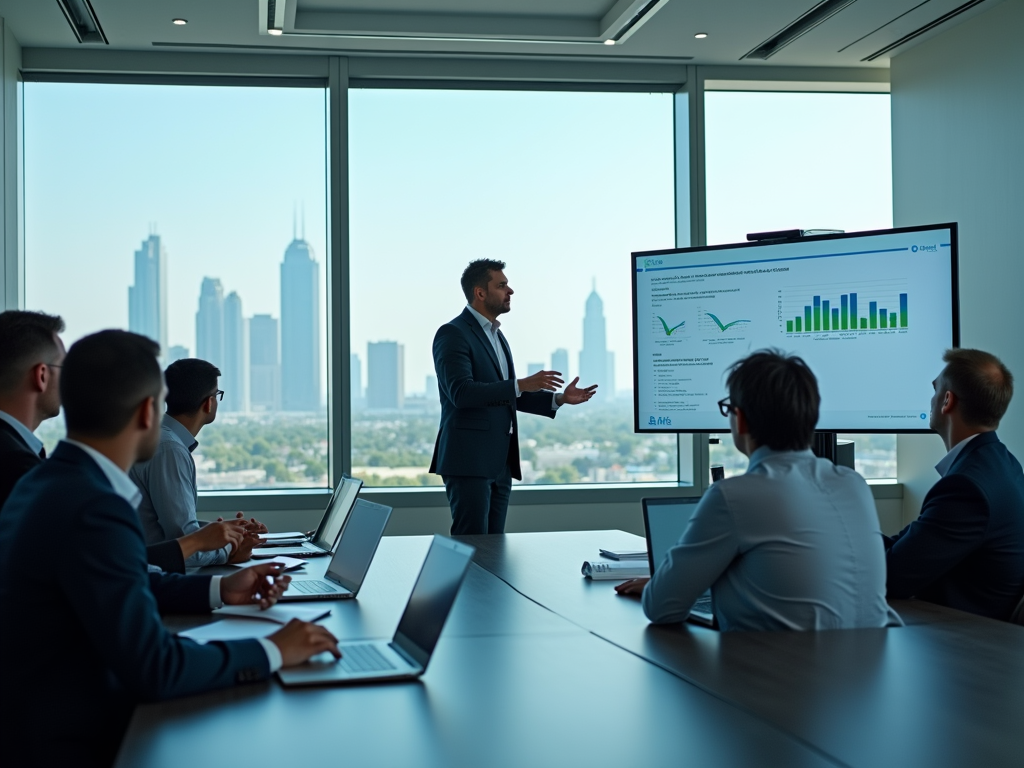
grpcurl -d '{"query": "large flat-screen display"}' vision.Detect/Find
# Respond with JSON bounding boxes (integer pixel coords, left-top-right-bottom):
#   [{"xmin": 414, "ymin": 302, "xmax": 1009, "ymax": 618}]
[{"xmin": 632, "ymin": 224, "xmax": 959, "ymax": 433}]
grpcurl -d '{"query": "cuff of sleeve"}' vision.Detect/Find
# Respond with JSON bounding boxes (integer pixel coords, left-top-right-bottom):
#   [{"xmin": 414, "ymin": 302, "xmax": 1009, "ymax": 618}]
[
  {"xmin": 552, "ymin": 392, "xmax": 561, "ymax": 411},
  {"xmin": 257, "ymin": 637, "xmax": 283, "ymax": 673},
  {"xmin": 209, "ymin": 575, "xmax": 224, "ymax": 609},
  {"xmin": 514, "ymin": 379, "xmax": 521, "ymax": 398}
]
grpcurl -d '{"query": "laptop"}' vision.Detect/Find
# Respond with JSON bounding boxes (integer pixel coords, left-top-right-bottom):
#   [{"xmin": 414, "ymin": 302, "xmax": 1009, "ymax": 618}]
[
  {"xmin": 642, "ymin": 497, "xmax": 717, "ymax": 629},
  {"xmin": 277, "ymin": 536, "xmax": 475, "ymax": 687},
  {"xmin": 252, "ymin": 475, "xmax": 363, "ymax": 559},
  {"xmin": 280, "ymin": 499, "xmax": 392, "ymax": 601}
]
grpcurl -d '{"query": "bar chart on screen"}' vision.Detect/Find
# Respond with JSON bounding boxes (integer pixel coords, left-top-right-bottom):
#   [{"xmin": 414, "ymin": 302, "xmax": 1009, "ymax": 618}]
[{"xmin": 781, "ymin": 279, "xmax": 909, "ymax": 335}]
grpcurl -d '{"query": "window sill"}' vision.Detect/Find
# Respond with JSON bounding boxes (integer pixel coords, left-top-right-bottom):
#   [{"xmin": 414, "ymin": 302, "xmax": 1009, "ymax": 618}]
[{"xmin": 198, "ymin": 480, "xmax": 902, "ymax": 513}]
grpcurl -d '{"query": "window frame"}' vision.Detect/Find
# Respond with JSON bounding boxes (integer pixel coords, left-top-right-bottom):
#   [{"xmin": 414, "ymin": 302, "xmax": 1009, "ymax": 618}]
[{"xmin": 6, "ymin": 50, "xmax": 890, "ymax": 513}]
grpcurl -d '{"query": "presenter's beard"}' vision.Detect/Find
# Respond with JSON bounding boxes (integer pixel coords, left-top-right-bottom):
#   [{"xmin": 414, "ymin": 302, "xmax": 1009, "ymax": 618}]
[{"xmin": 486, "ymin": 297, "xmax": 510, "ymax": 316}]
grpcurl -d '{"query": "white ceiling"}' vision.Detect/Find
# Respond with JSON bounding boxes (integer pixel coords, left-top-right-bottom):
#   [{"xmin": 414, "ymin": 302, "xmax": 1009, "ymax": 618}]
[{"xmin": 0, "ymin": 0, "xmax": 1004, "ymax": 68}]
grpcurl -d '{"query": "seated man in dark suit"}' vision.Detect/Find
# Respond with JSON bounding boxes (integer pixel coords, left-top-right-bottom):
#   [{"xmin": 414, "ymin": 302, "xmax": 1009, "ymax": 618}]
[
  {"xmin": 0, "ymin": 309, "xmax": 251, "ymax": 572},
  {"xmin": 886, "ymin": 348, "xmax": 1024, "ymax": 620},
  {"xmin": 0, "ymin": 330, "xmax": 340, "ymax": 768}
]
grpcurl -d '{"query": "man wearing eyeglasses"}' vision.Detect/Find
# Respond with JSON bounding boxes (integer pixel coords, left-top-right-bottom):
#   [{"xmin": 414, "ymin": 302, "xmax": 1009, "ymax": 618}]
[
  {"xmin": 131, "ymin": 358, "xmax": 267, "ymax": 567},
  {"xmin": 617, "ymin": 349, "xmax": 899, "ymax": 631}
]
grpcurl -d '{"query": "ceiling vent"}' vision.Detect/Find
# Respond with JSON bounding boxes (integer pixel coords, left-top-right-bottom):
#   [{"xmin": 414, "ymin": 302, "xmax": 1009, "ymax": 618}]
[
  {"xmin": 743, "ymin": 0, "xmax": 859, "ymax": 60},
  {"xmin": 56, "ymin": 0, "xmax": 108, "ymax": 45},
  {"xmin": 862, "ymin": 0, "xmax": 988, "ymax": 60}
]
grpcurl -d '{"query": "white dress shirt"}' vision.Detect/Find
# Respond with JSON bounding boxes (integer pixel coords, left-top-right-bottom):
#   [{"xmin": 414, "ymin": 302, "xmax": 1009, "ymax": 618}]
[
  {"xmin": 0, "ymin": 409, "xmax": 45, "ymax": 456},
  {"xmin": 466, "ymin": 305, "xmax": 560, "ymax": 414},
  {"xmin": 61, "ymin": 440, "xmax": 282, "ymax": 672}
]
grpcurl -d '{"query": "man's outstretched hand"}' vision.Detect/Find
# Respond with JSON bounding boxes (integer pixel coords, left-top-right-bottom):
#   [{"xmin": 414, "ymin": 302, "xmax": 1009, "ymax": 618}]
[
  {"xmin": 518, "ymin": 369, "xmax": 564, "ymax": 393},
  {"xmin": 221, "ymin": 563, "xmax": 291, "ymax": 609},
  {"xmin": 556, "ymin": 377, "xmax": 598, "ymax": 406}
]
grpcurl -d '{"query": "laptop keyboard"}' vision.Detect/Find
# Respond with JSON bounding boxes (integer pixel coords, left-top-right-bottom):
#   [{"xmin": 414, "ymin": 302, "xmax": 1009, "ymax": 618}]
[
  {"xmin": 290, "ymin": 580, "xmax": 338, "ymax": 595},
  {"xmin": 692, "ymin": 594, "xmax": 714, "ymax": 615},
  {"xmin": 339, "ymin": 644, "xmax": 396, "ymax": 673}
]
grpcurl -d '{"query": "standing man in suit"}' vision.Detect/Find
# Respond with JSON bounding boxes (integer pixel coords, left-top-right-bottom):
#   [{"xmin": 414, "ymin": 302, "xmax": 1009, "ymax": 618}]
[
  {"xmin": 0, "ymin": 310, "xmax": 251, "ymax": 572},
  {"xmin": 0, "ymin": 330, "xmax": 340, "ymax": 768},
  {"xmin": 430, "ymin": 259, "xmax": 597, "ymax": 534},
  {"xmin": 886, "ymin": 348, "xmax": 1024, "ymax": 620}
]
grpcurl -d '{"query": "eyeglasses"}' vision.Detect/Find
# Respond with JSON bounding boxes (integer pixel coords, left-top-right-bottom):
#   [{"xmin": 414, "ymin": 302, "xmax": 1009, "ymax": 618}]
[
  {"xmin": 213, "ymin": 390, "xmax": 224, "ymax": 401},
  {"xmin": 717, "ymin": 397, "xmax": 738, "ymax": 418}
]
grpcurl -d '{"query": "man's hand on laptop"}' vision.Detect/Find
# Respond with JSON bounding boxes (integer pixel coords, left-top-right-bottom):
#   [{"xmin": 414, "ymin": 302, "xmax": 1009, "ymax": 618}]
[
  {"xmin": 269, "ymin": 619, "xmax": 342, "ymax": 667},
  {"xmin": 178, "ymin": 520, "xmax": 248, "ymax": 559},
  {"xmin": 614, "ymin": 578, "xmax": 650, "ymax": 597},
  {"xmin": 221, "ymin": 562, "xmax": 291, "ymax": 609}
]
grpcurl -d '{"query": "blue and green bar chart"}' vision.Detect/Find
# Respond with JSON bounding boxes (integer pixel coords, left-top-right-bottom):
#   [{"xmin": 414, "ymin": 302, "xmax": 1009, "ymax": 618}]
[{"xmin": 786, "ymin": 291, "xmax": 908, "ymax": 334}]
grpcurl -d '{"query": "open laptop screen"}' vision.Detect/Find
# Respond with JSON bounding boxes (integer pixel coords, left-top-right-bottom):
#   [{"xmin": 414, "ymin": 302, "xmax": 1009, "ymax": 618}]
[
  {"xmin": 643, "ymin": 497, "xmax": 700, "ymax": 574},
  {"xmin": 311, "ymin": 475, "xmax": 363, "ymax": 551},
  {"xmin": 325, "ymin": 499, "xmax": 392, "ymax": 593},
  {"xmin": 393, "ymin": 537, "xmax": 475, "ymax": 668}
]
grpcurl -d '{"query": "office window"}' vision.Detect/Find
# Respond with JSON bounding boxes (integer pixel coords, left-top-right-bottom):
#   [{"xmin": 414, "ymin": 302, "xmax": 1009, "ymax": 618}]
[
  {"xmin": 349, "ymin": 89, "xmax": 676, "ymax": 487},
  {"xmin": 24, "ymin": 83, "xmax": 329, "ymax": 490},
  {"xmin": 705, "ymin": 90, "xmax": 896, "ymax": 479}
]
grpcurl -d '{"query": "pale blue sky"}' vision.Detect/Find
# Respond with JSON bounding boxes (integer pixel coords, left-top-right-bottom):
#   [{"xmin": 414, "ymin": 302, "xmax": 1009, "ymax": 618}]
[{"xmin": 24, "ymin": 84, "xmax": 891, "ymax": 399}]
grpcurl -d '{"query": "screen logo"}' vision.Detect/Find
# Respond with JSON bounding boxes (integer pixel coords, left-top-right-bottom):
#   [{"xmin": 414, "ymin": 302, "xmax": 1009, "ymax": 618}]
[
  {"xmin": 648, "ymin": 415, "xmax": 672, "ymax": 426},
  {"xmin": 644, "ymin": 258, "xmax": 664, "ymax": 269},
  {"xmin": 911, "ymin": 244, "xmax": 937, "ymax": 253}
]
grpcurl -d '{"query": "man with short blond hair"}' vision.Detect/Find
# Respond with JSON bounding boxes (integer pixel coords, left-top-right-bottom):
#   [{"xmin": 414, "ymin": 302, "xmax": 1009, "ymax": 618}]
[{"xmin": 886, "ymin": 348, "xmax": 1024, "ymax": 620}]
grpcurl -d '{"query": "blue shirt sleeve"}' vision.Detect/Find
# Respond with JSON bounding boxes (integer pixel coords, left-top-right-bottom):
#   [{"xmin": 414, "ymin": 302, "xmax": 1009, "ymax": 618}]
[
  {"xmin": 641, "ymin": 483, "xmax": 739, "ymax": 624},
  {"xmin": 146, "ymin": 442, "xmax": 228, "ymax": 567}
]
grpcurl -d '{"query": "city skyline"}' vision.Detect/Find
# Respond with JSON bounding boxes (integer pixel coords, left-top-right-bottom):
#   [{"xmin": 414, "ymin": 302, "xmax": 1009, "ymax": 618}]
[{"xmin": 127, "ymin": 234, "xmax": 167, "ymax": 358}]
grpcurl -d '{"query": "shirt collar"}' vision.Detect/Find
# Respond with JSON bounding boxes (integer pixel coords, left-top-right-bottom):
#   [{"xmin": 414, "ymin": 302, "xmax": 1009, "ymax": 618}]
[
  {"xmin": 62, "ymin": 439, "xmax": 144, "ymax": 509},
  {"xmin": 935, "ymin": 433, "xmax": 981, "ymax": 477},
  {"xmin": 746, "ymin": 445, "xmax": 815, "ymax": 472},
  {"xmin": 0, "ymin": 410, "xmax": 44, "ymax": 456},
  {"xmin": 162, "ymin": 415, "xmax": 199, "ymax": 452},
  {"xmin": 467, "ymin": 304, "xmax": 500, "ymax": 334}
]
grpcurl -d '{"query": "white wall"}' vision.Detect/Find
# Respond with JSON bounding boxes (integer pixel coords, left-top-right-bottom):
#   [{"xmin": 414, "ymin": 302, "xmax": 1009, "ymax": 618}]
[{"xmin": 891, "ymin": 0, "xmax": 1024, "ymax": 525}]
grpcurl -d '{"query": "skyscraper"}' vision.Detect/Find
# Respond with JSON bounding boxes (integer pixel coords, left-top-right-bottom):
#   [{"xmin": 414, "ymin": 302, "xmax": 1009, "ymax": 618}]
[
  {"xmin": 195, "ymin": 277, "xmax": 224, "ymax": 369},
  {"xmin": 527, "ymin": 363, "xmax": 544, "ymax": 376},
  {"xmin": 280, "ymin": 236, "xmax": 321, "ymax": 412},
  {"xmin": 350, "ymin": 353, "xmax": 364, "ymax": 410},
  {"xmin": 579, "ymin": 282, "xmax": 611, "ymax": 403},
  {"xmin": 167, "ymin": 345, "xmax": 189, "ymax": 365},
  {"xmin": 128, "ymin": 234, "xmax": 167, "ymax": 355},
  {"xmin": 367, "ymin": 341, "xmax": 404, "ymax": 410},
  {"xmin": 222, "ymin": 292, "xmax": 248, "ymax": 412},
  {"xmin": 249, "ymin": 314, "xmax": 280, "ymax": 412},
  {"xmin": 551, "ymin": 348, "xmax": 569, "ymax": 377}
]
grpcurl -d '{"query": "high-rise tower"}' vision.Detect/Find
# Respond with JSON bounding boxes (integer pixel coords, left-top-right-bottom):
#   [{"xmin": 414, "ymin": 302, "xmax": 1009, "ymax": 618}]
[
  {"xmin": 195, "ymin": 277, "xmax": 224, "ymax": 370},
  {"xmin": 128, "ymin": 233, "xmax": 167, "ymax": 355},
  {"xmin": 222, "ymin": 291, "xmax": 248, "ymax": 412},
  {"xmin": 280, "ymin": 234, "xmax": 321, "ymax": 412},
  {"xmin": 579, "ymin": 281, "xmax": 612, "ymax": 403},
  {"xmin": 367, "ymin": 341, "xmax": 404, "ymax": 410},
  {"xmin": 249, "ymin": 314, "xmax": 280, "ymax": 411}
]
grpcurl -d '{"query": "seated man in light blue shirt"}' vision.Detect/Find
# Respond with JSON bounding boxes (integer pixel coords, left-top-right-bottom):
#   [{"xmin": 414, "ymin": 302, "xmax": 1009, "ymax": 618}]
[
  {"xmin": 617, "ymin": 349, "xmax": 901, "ymax": 632},
  {"xmin": 131, "ymin": 358, "xmax": 266, "ymax": 567}
]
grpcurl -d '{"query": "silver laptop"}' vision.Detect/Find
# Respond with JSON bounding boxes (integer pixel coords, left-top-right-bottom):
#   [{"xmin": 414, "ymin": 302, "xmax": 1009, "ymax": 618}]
[
  {"xmin": 277, "ymin": 536, "xmax": 475, "ymax": 687},
  {"xmin": 252, "ymin": 476, "xmax": 363, "ymax": 559},
  {"xmin": 642, "ymin": 497, "xmax": 716, "ymax": 629},
  {"xmin": 280, "ymin": 499, "xmax": 392, "ymax": 601}
]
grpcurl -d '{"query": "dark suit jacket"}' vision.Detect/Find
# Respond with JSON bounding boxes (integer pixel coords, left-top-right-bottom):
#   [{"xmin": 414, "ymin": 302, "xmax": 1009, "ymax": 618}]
[
  {"xmin": 430, "ymin": 308, "xmax": 556, "ymax": 480},
  {"xmin": 0, "ymin": 418, "xmax": 186, "ymax": 573},
  {"xmin": 885, "ymin": 431, "xmax": 1024, "ymax": 620},
  {"xmin": 0, "ymin": 442, "xmax": 269, "ymax": 768}
]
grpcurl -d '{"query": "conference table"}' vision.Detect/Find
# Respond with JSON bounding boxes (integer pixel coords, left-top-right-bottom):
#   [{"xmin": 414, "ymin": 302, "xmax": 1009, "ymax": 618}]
[{"xmin": 117, "ymin": 531, "xmax": 1024, "ymax": 768}]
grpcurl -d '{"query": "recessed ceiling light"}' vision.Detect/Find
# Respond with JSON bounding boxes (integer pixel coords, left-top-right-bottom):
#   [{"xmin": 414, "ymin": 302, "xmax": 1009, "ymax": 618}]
[
  {"xmin": 603, "ymin": 39, "xmax": 616, "ymax": 45},
  {"xmin": 172, "ymin": 18, "xmax": 187, "ymax": 26},
  {"xmin": 694, "ymin": 32, "xmax": 708, "ymax": 39},
  {"xmin": 268, "ymin": 28, "xmax": 283, "ymax": 36}
]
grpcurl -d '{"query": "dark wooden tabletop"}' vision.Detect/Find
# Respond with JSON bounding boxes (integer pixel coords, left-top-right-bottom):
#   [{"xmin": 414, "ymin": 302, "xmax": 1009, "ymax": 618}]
[{"xmin": 459, "ymin": 529, "xmax": 1024, "ymax": 768}]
